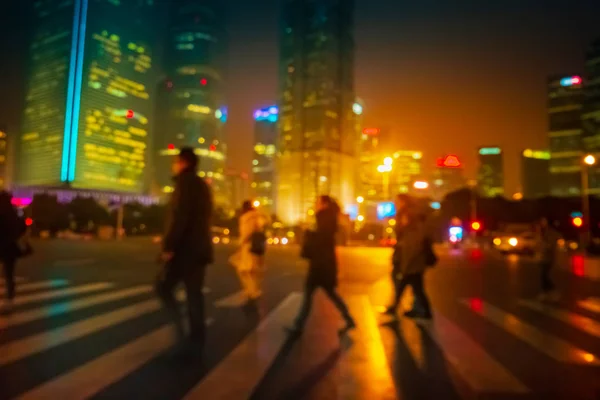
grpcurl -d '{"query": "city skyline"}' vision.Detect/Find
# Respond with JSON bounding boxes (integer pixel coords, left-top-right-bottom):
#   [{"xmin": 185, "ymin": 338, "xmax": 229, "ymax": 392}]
[{"xmin": 1, "ymin": 1, "xmax": 600, "ymax": 198}]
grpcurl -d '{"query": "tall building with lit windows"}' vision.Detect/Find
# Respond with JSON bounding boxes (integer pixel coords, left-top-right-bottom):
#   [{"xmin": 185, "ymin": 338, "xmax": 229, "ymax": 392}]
[
  {"xmin": 252, "ymin": 106, "xmax": 278, "ymax": 215},
  {"xmin": 17, "ymin": 0, "xmax": 162, "ymax": 194},
  {"xmin": 548, "ymin": 74, "xmax": 584, "ymax": 196},
  {"xmin": 582, "ymin": 38, "xmax": 600, "ymax": 193},
  {"xmin": 277, "ymin": 0, "xmax": 356, "ymax": 224},
  {"xmin": 521, "ymin": 149, "xmax": 550, "ymax": 199},
  {"xmin": 477, "ymin": 147, "xmax": 504, "ymax": 197},
  {"xmin": 154, "ymin": 0, "xmax": 228, "ymax": 207}
]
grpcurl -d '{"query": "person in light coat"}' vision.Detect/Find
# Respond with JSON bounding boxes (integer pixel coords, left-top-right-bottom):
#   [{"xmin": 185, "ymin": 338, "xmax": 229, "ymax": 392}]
[{"xmin": 230, "ymin": 201, "xmax": 268, "ymax": 305}]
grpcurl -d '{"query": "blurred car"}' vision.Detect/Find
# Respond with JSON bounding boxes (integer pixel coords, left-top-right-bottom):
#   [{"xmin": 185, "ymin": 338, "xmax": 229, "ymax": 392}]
[
  {"xmin": 493, "ymin": 231, "xmax": 537, "ymax": 255},
  {"xmin": 211, "ymin": 227, "xmax": 231, "ymax": 245},
  {"xmin": 380, "ymin": 237, "xmax": 397, "ymax": 247}
]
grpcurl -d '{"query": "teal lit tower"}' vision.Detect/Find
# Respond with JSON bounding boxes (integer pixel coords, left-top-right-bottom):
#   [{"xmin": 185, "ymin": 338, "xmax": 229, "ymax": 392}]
[
  {"xmin": 252, "ymin": 106, "xmax": 278, "ymax": 214},
  {"xmin": 17, "ymin": 0, "xmax": 161, "ymax": 194},
  {"xmin": 154, "ymin": 0, "xmax": 228, "ymax": 208}
]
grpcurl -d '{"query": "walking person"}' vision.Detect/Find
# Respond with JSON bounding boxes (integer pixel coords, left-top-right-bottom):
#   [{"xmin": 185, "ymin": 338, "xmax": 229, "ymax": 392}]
[
  {"xmin": 537, "ymin": 217, "xmax": 561, "ymax": 302},
  {"xmin": 229, "ymin": 200, "xmax": 268, "ymax": 307},
  {"xmin": 287, "ymin": 195, "xmax": 356, "ymax": 336},
  {"xmin": 0, "ymin": 191, "xmax": 26, "ymax": 312},
  {"xmin": 383, "ymin": 205, "xmax": 434, "ymax": 320},
  {"xmin": 155, "ymin": 147, "xmax": 214, "ymax": 358}
]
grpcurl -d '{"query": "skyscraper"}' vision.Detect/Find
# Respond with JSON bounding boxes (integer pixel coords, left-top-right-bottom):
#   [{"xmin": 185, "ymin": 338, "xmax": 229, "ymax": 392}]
[
  {"xmin": 521, "ymin": 149, "xmax": 550, "ymax": 199},
  {"xmin": 548, "ymin": 75, "xmax": 584, "ymax": 196},
  {"xmin": 432, "ymin": 155, "xmax": 466, "ymax": 200},
  {"xmin": 252, "ymin": 106, "xmax": 278, "ymax": 215},
  {"xmin": 477, "ymin": 147, "xmax": 504, "ymax": 197},
  {"xmin": 154, "ymin": 0, "xmax": 228, "ymax": 207},
  {"xmin": 18, "ymin": 0, "xmax": 161, "ymax": 194},
  {"xmin": 582, "ymin": 38, "xmax": 600, "ymax": 193},
  {"xmin": 277, "ymin": 0, "xmax": 356, "ymax": 224}
]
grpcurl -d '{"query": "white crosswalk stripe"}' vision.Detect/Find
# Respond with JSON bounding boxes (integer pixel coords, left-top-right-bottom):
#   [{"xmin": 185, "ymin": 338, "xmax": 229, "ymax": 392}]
[
  {"xmin": 578, "ymin": 297, "xmax": 600, "ymax": 314},
  {"xmin": 10, "ymin": 282, "xmax": 115, "ymax": 306},
  {"xmin": 460, "ymin": 299, "xmax": 600, "ymax": 365},
  {"xmin": 0, "ymin": 279, "xmax": 69, "ymax": 296},
  {"xmin": 519, "ymin": 299, "xmax": 600, "ymax": 339}
]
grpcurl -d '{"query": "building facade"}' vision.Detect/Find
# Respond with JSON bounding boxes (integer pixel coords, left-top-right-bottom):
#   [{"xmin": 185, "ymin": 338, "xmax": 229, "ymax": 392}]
[
  {"xmin": 431, "ymin": 155, "xmax": 466, "ymax": 200},
  {"xmin": 582, "ymin": 38, "xmax": 600, "ymax": 193},
  {"xmin": 0, "ymin": 125, "xmax": 7, "ymax": 190},
  {"xmin": 521, "ymin": 149, "xmax": 550, "ymax": 199},
  {"xmin": 477, "ymin": 147, "xmax": 504, "ymax": 197},
  {"xmin": 18, "ymin": 0, "xmax": 161, "ymax": 194},
  {"xmin": 277, "ymin": 0, "xmax": 356, "ymax": 224},
  {"xmin": 252, "ymin": 106, "xmax": 278, "ymax": 215},
  {"xmin": 548, "ymin": 75, "xmax": 584, "ymax": 196},
  {"xmin": 154, "ymin": 0, "xmax": 228, "ymax": 206}
]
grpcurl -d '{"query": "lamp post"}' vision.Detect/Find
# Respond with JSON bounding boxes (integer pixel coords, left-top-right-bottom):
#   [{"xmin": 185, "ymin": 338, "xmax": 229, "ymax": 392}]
[{"xmin": 582, "ymin": 154, "xmax": 596, "ymax": 246}]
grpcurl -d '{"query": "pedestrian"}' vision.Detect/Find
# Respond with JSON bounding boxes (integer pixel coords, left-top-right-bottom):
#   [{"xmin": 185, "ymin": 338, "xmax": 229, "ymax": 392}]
[
  {"xmin": 155, "ymin": 147, "xmax": 214, "ymax": 358},
  {"xmin": 229, "ymin": 200, "xmax": 268, "ymax": 307},
  {"xmin": 287, "ymin": 195, "xmax": 356, "ymax": 336},
  {"xmin": 537, "ymin": 217, "xmax": 561, "ymax": 302},
  {"xmin": 383, "ymin": 204, "xmax": 434, "ymax": 320},
  {"xmin": 0, "ymin": 191, "xmax": 26, "ymax": 311}
]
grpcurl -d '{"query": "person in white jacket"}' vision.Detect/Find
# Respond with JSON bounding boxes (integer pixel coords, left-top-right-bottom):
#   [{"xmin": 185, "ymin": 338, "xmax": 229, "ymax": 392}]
[{"xmin": 229, "ymin": 201, "xmax": 268, "ymax": 305}]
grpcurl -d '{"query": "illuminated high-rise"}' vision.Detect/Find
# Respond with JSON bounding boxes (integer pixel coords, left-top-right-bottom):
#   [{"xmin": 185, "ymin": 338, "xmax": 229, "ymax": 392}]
[
  {"xmin": 477, "ymin": 147, "xmax": 504, "ymax": 197},
  {"xmin": 521, "ymin": 149, "xmax": 550, "ymax": 199},
  {"xmin": 547, "ymin": 74, "xmax": 584, "ymax": 196},
  {"xmin": 252, "ymin": 106, "xmax": 278, "ymax": 215},
  {"xmin": 582, "ymin": 38, "xmax": 600, "ymax": 193},
  {"xmin": 17, "ymin": 0, "xmax": 161, "ymax": 194},
  {"xmin": 154, "ymin": 0, "xmax": 228, "ymax": 207},
  {"xmin": 277, "ymin": 0, "xmax": 356, "ymax": 224}
]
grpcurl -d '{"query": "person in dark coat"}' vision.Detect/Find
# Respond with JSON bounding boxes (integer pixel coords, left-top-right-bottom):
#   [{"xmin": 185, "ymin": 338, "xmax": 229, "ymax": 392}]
[
  {"xmin": 155, "ymin": 147, "xmax": 214, "ymax": 357},
  {"xmin": 0, "ymin": 191, "xmax": 25, "ymax": 309},
  {"xmin": 288, "ymin": 195, "xmax": 356, "ymax": 336}
]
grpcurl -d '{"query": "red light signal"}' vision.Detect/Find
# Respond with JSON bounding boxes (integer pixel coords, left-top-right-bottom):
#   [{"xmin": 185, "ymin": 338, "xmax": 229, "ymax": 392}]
[
  {"xmin": 440, "ymin": 155, "xmax": 461, "ymax": 168},
  {"xmin": 471, "ymin": 221, "xmax": 482, "ymax": 231},
  {"xmin": 167, "ymin": 144, "xmax": 175, "ymax": 150},
  {"xmin": 200, "ymin": 78, "xmax": 207, "ymax": 86},
  {"xmin": 573, "ymin": 217, "xmax": 583, "ymax": 228},
  {"xmin": 209, "ymin": 144, "xmax": 216, "ymax": 151},
  {"xmin": 25, "ymin": 218, "xmax": 33, "ymax": 227},
  {"xmin": 362, "ymin": 128, "xmax": 380, "ymax": 135},
  {"xmin": 126, "ymin": 110, "xmax": 134, "ymax": 119}
]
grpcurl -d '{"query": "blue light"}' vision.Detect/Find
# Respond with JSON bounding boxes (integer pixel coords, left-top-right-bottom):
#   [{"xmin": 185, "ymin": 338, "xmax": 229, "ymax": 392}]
[
  {"xmin": 61, "ymin": 0, "xmax": 82, "ymax": 182},
  {"xmin": 377, "ymin": 202, "xmax": 396, "ymax": 220},
  {"xmin": 254, "ymin": 105, "xmax": 278, "ymax": 122},
  {"xmin": 449, "ymin": 226, "xmax": 463, "ymax": 240},
  {"xmin": 430, "ymin": 201, "xmax": 441, "ymax": 210},
  {"xmin": 571, "ymin": 211, "xmax": 583, "ymax": 218},
  {"xmin": 68, "ymin": 0, "xmax": 88, "ymax": 182},
  {"xmin": 345, "ymin": 205, "xmax": 358, "ymax": 220},
  {"xmin": 560, "ymin": 76, "xmax": 582, "ymax": 87}
]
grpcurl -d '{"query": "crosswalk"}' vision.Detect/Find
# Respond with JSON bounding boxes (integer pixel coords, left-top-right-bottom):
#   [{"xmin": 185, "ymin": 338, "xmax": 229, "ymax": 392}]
[{"xmin": 1, "ymin": 277, "xmax": 599, "ymax": 399}]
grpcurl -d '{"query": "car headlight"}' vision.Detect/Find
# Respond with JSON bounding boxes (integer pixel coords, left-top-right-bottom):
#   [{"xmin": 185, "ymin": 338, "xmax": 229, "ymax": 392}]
[
  {"xmin": 508, "ymin": 237, "xmax": 518, "ymax": 247},
  {"xmin": 493, "ymin": 238, "xmax": 501, "ymax": 246}
]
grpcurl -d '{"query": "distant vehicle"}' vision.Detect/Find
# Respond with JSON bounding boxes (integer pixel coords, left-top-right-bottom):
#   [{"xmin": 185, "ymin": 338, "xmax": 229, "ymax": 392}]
[
  {"xmin": 211, "ymin": 226, "xmax": 231, "ymax": 245},
  {"xmin": 449, "ymin": 226, "xmax": 463, "ymax": 249},
  {"xmin": 493, "ymin": 225, "xmax": 536, "ymax": 255},
  {"xmin": 380, "ymin": 237, "xmax": 397, "ymax": 247}
]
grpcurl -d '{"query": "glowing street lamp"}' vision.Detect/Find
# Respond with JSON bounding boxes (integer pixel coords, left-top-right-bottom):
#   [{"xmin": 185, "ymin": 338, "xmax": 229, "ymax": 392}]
[
  {"xmin": 413, "ymin": 181, "xmax": 429, "ymax": 190},
  {"xmin": 383, "ymin": 157, "xmax": 393, "ymax": 167},
  {"xmin": 357, "ymin": 215, "xmax": 365, "ymax": 222},
  {"xmin": 253, "ymin": 200, "xmax": 261, "ymax": 208},
  {"xmin": 356, "ymin": 196, "xmax": 364, "ymax": 204},
  {"xmin": 584, "ymin": 154, "xmax": 596, "ymax": 166}
]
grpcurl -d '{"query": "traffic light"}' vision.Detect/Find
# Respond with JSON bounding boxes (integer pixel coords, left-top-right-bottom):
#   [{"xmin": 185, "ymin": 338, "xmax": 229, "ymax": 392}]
[
  {"xmin": 471, "ymin": 221, "xmax": 482, "ymax": 232},
  {"xmin": 25, "ymin": 218, "xmax": 33, "ymax": 227},
  {"xmin": 125, "ymin": 109, "xmax": 134, "ymax": 119},
  {"xmin": 572, "ymin": 216, "xmax": 583, "ymax": 228}
]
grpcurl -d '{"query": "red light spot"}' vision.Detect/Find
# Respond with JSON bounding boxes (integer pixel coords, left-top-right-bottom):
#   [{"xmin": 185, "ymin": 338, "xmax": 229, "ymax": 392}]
[
  {"xmin": 469, "ymin": 298, "xmax": 483, "ymax": 312},
  {"xmin": 205, "ymin": 178, "xmax": 212, "ymax": 185},
  {"xmin": 470, "ymin": 248, "xmax": 483, "ymax": 260},
  {"xmin": 572, "ymin": 255, "xmax": 585, "ymax": 277},
  {"xmin": 200, "ymin": 78, "xmax": 207, "ymax": 86},
  {"xmin": 573, "ymin": 217, "xmax": 583, "ymax": 228},
  {"xmin": 442, "ymin": 155, "xmax": 461, "ymax": 168},
  {"xmin": 25, "ymin": 218, "xmax": 33, "ymax": 227},
  {"xmin": 209, "ymin": 144, "xmax": 216, "ymax": 151},
  {"xmin": 572, "ymin": 76, "xmax": 582, "ymax": 84},
  {"xmin": 362, "ymin": 128, "xmax": 380, "ymax": 135},
  {"xmin": 126, "ymin": 110, "xmax": 134, "ymax": 119},
  {"xmin": 166, "ymin": 80, "xmax": 173, "ymax": 89},
  {"xmin": 168, "ymin": 144, "xmax": 175, "ymax": 150}
]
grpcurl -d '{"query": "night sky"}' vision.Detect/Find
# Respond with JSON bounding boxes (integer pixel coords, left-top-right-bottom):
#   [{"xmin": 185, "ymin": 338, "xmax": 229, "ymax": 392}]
[{"xmin": 2, "ymin": 1, "xmax": 600, "ymax": 194}]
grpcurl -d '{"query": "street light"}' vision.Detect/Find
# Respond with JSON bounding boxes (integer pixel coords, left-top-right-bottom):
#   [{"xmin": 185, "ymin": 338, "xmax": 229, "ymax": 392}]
[
  {"xmin": 413, "ymin": 181, "xmax": 429, "ymax": 190},
  {"xmin": 581, "ymin": 154, "xmax": 596, "ymax": 246},
  {"xmin": 383, "ymin": 157, "xmax": 393, "ymax": 167},
  {"xmin": 356, "ymin": 196, "xmax": 364, "ymax": 204}
]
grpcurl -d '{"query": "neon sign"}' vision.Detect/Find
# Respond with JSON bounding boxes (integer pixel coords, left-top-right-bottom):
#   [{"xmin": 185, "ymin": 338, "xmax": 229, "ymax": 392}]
[{"xmin": 560, "ymin": 76, "xmax": 582, "ymax": 87}]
